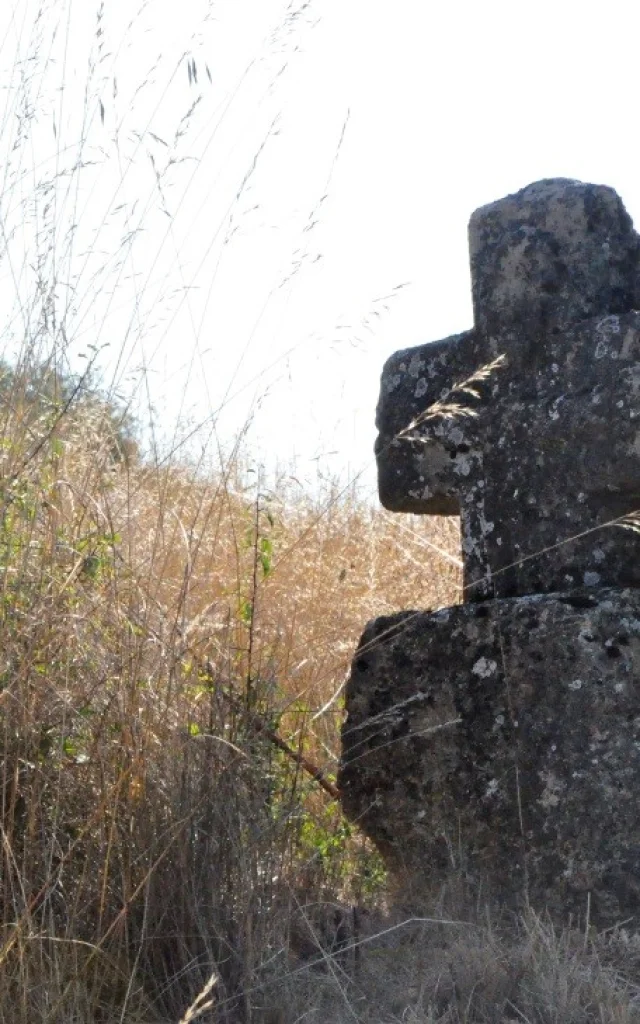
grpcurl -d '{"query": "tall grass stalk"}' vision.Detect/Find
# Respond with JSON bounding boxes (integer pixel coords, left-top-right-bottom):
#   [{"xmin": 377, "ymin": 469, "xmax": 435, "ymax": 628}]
[{"xmin": 0, "ymin": 3, "xmax": 462, "ymax": 1020}]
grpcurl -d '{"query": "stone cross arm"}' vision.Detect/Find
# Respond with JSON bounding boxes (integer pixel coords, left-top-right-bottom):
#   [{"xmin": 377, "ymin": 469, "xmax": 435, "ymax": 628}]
[{"xmin": 375, "ymin": 180, "xmax": 640, "ymax": 600}]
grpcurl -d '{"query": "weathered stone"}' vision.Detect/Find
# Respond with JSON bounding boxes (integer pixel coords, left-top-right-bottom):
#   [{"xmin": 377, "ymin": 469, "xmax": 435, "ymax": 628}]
[
  {"xmin": 342, "ymin": 179, "xmax": 640, "ymax": 926},
  {"xmin": 376, "ymin": 180, "xmax": 640, "ymax": 600},
  {"xmin": 470, "ymin": 179, "xmax": 640, "ymax": 338},
  {"xmin": 339, "ymin": 588, "xmax": 640, "ymax": 925}
]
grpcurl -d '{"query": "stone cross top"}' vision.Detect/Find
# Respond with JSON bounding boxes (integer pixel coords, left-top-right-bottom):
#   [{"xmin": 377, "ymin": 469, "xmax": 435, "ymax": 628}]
[{"xmin": 376, "ymin": 179, "xmax": 640, "ymax": 599}]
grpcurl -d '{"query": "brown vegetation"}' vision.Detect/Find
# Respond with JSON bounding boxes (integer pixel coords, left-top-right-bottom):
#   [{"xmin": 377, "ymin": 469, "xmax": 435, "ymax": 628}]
[{"xmin": 0, "ymin": 370, "xmax": 463, "ymax": 1021}]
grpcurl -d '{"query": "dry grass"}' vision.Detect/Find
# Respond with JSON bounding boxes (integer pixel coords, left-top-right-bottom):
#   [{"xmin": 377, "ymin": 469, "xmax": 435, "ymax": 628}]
[
  {"xmin": 238, "ymin": 908, "xmax": 640, "ymax": 1023},
  {"xmin": 0, "ymin": 368, "xmax": 461, "ymax": 1021}
]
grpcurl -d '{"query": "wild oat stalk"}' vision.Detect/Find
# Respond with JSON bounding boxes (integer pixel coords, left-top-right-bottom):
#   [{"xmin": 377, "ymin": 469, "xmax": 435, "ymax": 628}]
[
  {"xmin": 398, "ymin": 353, "xmax": 507, "ymax": 441},
  {"xmin": 616, "ymin": 510, "xmax": 640, "ymax": 534},
  {"xmin": 178, "ymin": 972, "xmax": 218, "ymax": 1024}
]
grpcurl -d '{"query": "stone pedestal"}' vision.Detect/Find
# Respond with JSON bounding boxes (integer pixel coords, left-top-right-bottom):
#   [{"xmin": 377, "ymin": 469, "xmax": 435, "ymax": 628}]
[{"xmin": 340, "ymin": 588, "xmax": 640, "ymax": 925}]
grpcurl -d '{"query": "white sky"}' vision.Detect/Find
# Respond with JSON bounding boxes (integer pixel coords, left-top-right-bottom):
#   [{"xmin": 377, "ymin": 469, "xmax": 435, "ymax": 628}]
[{"xmin": 1, "ymin": 0, "xmax": 640, "ymax": 492}]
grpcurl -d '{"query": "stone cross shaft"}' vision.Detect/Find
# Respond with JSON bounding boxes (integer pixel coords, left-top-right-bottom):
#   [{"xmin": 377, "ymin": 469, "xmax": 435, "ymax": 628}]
[{"xmin": 376, "ymin": 180, "xmax": 640, "ymax": 599}]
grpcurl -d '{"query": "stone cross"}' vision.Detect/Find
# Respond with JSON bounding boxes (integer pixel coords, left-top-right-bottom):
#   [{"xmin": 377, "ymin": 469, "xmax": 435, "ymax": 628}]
[{"xmin": 376, "ymin": 179, "xmax": 640, "ymax": 599}]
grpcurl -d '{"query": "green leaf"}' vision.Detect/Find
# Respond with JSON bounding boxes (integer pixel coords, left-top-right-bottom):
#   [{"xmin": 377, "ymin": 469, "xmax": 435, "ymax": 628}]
[
  {"xmin": 239, "ymin": 599, "xmax": 253, "ymax": 625},
  {"xmin": 259, "ymin": 537, "xmax": 273, "ymax": 576}
]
